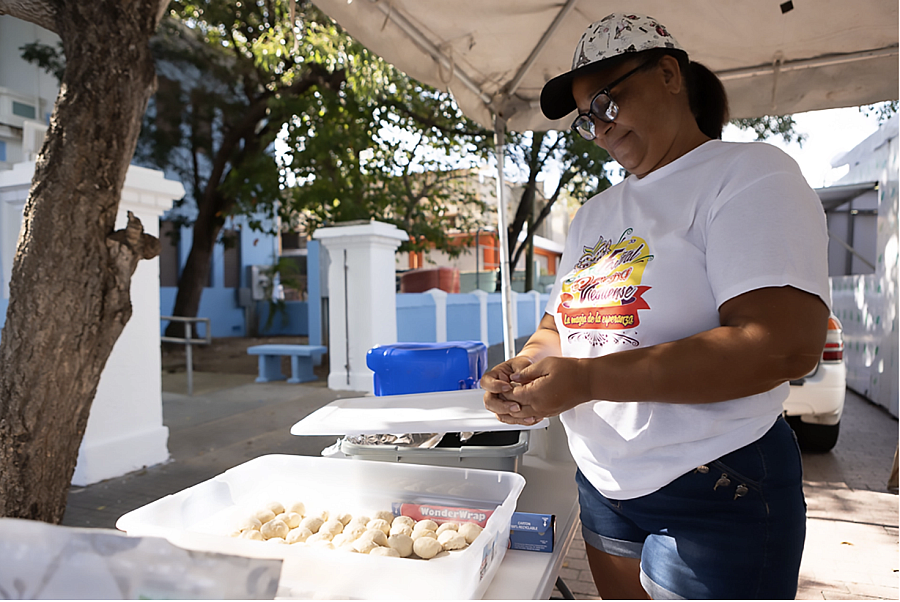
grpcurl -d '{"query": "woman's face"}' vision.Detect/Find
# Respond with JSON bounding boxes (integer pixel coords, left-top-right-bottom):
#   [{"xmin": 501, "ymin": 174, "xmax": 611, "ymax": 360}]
[{"xmin": 572, "ymin": 55, "xmax": 696, "ymax": 178}]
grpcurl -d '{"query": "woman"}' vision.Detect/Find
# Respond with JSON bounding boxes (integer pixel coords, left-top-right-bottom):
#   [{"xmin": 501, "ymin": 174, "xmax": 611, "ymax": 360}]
[{"xmin": 481, "ymin": 13, "xmax": 830, "ymax": 600}]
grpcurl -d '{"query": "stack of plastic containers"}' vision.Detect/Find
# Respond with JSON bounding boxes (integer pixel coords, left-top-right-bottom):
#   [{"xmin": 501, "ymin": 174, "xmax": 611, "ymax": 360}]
[{"xmin": 342, "ymin": 341, "xmax": 528, "ymax": 471}]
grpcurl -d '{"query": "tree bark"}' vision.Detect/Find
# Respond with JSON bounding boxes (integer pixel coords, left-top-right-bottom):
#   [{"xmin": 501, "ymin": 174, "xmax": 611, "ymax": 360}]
[{"xmin": 0, "ymin": 0, "xmax": 167, "ymax": 523}]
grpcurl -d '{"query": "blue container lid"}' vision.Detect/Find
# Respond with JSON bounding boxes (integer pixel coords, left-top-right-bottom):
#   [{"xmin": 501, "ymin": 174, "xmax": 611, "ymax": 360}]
[{"xmin": 366, "ymin": 341, "xmax": 487, "ymax": 396}]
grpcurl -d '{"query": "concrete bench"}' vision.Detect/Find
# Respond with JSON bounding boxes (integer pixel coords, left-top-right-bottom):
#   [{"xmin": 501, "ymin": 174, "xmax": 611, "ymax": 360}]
[{"xmin": 247, "ymin": 344, "xmax": 327, "ymax": 384}]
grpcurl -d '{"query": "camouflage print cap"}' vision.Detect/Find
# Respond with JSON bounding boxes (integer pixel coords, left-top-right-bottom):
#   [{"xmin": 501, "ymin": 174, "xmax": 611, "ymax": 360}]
[{"xmin": 541, "ymin": 13, "xmax": 685, "ymax": 120}]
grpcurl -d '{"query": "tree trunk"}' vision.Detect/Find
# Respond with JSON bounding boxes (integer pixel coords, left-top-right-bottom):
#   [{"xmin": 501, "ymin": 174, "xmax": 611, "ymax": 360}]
[
  {"xmin": 164, "ymin": 202, "xmax": 223, "ymax": 339},
  {"xmin": 0, "ymin": 0, "xmax": 167, "ymax": 523},
  {"xmin": 525, "ymin": 212, "xmax": 535, "ymax": 292}
]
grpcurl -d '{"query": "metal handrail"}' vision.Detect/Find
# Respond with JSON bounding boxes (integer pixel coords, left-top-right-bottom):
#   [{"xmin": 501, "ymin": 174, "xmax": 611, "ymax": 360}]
[{"xmin": 161, "ymin": 316, "xmax": 211, "ymax": 396}]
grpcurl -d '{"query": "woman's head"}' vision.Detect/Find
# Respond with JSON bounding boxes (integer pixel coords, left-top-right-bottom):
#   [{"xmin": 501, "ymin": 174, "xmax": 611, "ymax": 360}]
[{"xmin": 541, "ymin": 14, "xmax": 729, "ymax": 164}]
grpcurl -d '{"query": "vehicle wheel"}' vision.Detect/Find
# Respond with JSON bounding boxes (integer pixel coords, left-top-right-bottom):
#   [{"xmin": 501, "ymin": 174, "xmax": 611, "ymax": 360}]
[{"xmin": 785, "ymin": 415, "xmax": 840, "ymax": 453}]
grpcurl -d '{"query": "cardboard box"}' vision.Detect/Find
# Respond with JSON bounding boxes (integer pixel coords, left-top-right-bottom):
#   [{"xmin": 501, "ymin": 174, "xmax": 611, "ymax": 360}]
[{"xmin": 508, "ymin": 511, "xmax": 555, "ymax": 553}]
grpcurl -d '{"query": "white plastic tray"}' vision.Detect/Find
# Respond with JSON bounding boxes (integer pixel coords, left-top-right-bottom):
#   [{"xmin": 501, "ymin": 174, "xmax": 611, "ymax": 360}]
[
  {"xmin": 290, "ymin": 389, "xmax": 549, "ymax": 436},
  {"xmin": 116, "ymin": 454, "xmax": 526, "ymax": 600}
]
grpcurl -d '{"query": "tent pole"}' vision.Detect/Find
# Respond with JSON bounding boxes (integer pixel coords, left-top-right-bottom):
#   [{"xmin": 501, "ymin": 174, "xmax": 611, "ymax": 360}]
[{"xmin": 493, "ymin": 114, "xmax": 515, "ymax": 361}]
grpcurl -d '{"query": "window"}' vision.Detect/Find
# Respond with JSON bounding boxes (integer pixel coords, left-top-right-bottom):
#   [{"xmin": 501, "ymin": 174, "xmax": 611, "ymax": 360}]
[
  {"xmin": 222, "ymin": 229, "xmax": 242, "ymax": 288},
  {"xmin": 12, "ymin": 101, "xmax": 36, "ymax": 120},
  {"xmin": 0, "ymin": 140, "xmax": 6, "ymax": 163},
  {"xmin": 820, "ymin": 183, "xmax": 878, "ymax": 277},
  {"xmin": 158, "ymin": 220, "xmax": 180, "ymax": 287}
]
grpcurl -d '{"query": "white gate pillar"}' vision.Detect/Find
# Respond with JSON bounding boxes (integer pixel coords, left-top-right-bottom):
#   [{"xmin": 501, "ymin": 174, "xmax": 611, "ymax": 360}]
[
  {"xmin": 314, "ymin": 221, "xmax": 407, "ymax": 392},
  {"xmin": 0, "ymin": 162, "xmax": 183, "ymax": 486}
]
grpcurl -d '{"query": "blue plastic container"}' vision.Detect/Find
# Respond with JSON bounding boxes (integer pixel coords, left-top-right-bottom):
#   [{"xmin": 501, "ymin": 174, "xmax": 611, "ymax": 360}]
[{"xmin": 366, "ymin": 341, "xmax": 487, "ymax": 396}]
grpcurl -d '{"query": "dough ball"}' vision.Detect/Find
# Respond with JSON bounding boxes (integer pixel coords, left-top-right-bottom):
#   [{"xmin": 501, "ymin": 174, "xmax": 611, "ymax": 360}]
[
  {"xmin": 387, "ymin": 534, "xmax": 414, "ymax": 558},
  {"xmin": 366, "ymin": 518, "xmax": 391, "ymax": 536},
  {"xmin": 264, "ymin": 501, "xmax": 285, "ymax": 515},
  {"xmin": 307, "ymin": 509, "xmax": 329, "ymax": 522},
  {"xmin": 342, "ymin": 526, "xmax": 367, "ymax": 542},
  {"xmin": 458, "ymin": 523, "xmax": 483, "ymax": 544},
  {"xmin": 358, "ymin": 528, "xmax": 388, "ymax": 547},
  {"xmin": 413, "ymin": 536, "xmax": 443, "ymax": 559},
  {"xmin": 438, "ymin": 530, "xmax": 467, "ymax": 550},
  {"xmin": 276, "ymin": 512, "xmax": 302, "ymax": 529},
  {"xmin": 413, "ymin": 519, "xmax": 438, "ymax": 533},
  {"xmin": 411, "ymin": 529, "xmax": 437, "ymax": 541},
  {"xmin": 389, "ymin": 523, "xmax": 413, "ymax": 537},
  {"xmin": 299, "ymin": 516, "xmax": 324, "ymax": 534},
  {"xmin": 287, "ymin": 501, "xmax": 306, "ymax": 516},
  {"xmin": 240, "ymin": 529, "xmax": 264, "ymax": 541},
  {"xmin": 260, "ymin": 519, "xmax": 289, "ymax": 540},
  {"xmin": 353, "ymin": 538, "xmax": 380, "ymax": 554},
  {"xmin": 286, "ymin": 527, "xmax": 313, "ymax": 544},
  {"xmin": 392, "ymin": 515, "xmax": 415, "ymax": 529},
  {"xmin": 252, "ymin": 509, "xmax": 276, "ymax": 524},
  {"xmin": 436, "ymin": 522, "xmax": 459, "ymax": 535},
  {"xmin": 344, "ymin": 514, "xmax": 372, "ymax": 527},
  {"xmin": 320, "ymin": 519, "xmax": 344, "ymax": 537},
  {"xmin": 334, "ymin": 512, "xmax": 353, "ymax": 526},
  {"xmin": 236, "ymin": 516, "xmax": 263, "ymax": 533},
  {"xmin": 369, "ymin": 546, "xmax": 400, "ymax": 558},
  {"xmin": 306, "ymin": 532, "xmax": 333, "ymax": 544},
  {"xmin": 331, "ymin": 533, "xmax": 349, "ymax": 547},
  {"xmin": 310, "ymin": 540, "xmax": 335, "ymax": 550},
  {"xmin": 373, "ymin": 510, "xmax": 395, "ymax": 523},
  {"xmin": 338, "ymin": 542, "xmax": 358, "ymax": 553},
  {"xmin": 267, "ymin": 537, "xmax": 287, "ymax": 544}
]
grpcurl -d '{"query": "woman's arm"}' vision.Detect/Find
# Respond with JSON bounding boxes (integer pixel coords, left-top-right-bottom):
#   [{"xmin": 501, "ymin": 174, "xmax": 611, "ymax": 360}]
[{"xmin": 491, "ymin": 285, "xmax": 829, "ymax": 425}]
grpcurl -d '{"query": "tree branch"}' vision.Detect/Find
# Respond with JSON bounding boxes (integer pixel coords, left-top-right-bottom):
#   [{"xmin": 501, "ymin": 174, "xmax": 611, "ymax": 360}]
[{"xmin": 0, "ymin": 0, "xmax": 58, "ymax": 33}]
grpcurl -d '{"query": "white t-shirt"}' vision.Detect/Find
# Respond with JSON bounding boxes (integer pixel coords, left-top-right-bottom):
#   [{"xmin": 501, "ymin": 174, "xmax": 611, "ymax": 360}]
[{"xmin": 546, "ymin": 140, "xmax": 831, "ymax": 500}]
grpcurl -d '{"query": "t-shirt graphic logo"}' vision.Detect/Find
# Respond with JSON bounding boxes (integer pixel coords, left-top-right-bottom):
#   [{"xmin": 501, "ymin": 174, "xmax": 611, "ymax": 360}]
[{"xmin": 558, "ymin": 228, "xmax": 653, "ymax": 331}]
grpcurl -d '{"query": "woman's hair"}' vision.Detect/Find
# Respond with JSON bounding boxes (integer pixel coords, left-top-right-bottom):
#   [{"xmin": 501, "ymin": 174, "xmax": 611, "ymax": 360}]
[{"xmin": 642, "ymin": 48, "xmax": 730, "ymax": 139}]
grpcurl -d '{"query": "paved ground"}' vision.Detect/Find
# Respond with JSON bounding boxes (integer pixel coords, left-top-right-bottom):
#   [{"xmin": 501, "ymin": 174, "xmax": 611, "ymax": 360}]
[{"xmin": 64, "ymin": 353, "xmax": 898, "ymax": 600}]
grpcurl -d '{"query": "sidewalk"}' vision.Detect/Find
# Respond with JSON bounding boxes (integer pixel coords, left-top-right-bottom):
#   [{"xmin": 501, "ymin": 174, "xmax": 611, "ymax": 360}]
[{"xmin": 64, "ymin": 377, "xmax": 898, "ymax": 600}]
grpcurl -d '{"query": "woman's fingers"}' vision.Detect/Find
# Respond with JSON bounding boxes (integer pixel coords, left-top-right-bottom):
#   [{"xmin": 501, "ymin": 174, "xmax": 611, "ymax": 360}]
[{"xmin": 483, "ymin": 391, "xmax": 521, "ymax": 416}]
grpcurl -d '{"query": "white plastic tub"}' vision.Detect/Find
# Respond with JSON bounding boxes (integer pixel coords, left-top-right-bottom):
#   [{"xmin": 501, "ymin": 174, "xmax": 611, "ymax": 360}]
[{"xmin": 116, "ymin": 454, "xmax": 526, "ymax": 600}]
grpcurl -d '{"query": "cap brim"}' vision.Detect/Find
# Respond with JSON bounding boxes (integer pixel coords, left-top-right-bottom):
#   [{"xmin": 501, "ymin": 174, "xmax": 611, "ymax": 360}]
[{"xmin": 539, "ymin": 58, "xmax": 623, "ymax": 121}]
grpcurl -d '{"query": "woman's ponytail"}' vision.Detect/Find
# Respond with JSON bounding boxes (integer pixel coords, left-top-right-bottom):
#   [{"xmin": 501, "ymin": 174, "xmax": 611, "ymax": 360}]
[
  {"xmin": 686, "ymin": 60, "xmax": 729, "ymax": 140},
  {"xmin": 644, "ymin": 49, "xmax": 730, "ymax": 140}
]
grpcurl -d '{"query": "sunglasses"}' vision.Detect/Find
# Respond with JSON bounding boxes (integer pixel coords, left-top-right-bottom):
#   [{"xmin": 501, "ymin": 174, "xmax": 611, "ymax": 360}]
[{"xmin": 571, "ymin": 60, "xmax": 654, "ymax": 141}]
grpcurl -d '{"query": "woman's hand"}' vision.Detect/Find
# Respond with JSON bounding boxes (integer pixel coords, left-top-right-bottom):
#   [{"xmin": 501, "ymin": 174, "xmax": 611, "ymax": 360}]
[
  {"xmin": 481, "ymin": 356, "xmax": 540, "ymax": 425},
  {"xmin": 480, "ymin": 312, "xmax": 566, "ymax": 426},
  {"xmin": 482, "ymin": 355, "xmax": 594, "ymax": 425},
  {"xmin": 504, "ymin": 356, "xmax": 594, "ymax": 418}
]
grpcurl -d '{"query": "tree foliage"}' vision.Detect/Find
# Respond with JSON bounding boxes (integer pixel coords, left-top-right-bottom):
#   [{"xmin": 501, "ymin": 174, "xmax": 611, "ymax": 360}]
[
  {"xmin": 502, "ymin": 129, "xmax": 612, "ymax": 290},
  {"xmin": 859, "ymin": 100, "xmax": 899, "ymax": 123},
  {"xmin": 279, "ymin": 67, "xmax": 492, "ymax": 257},
  {"xmin": 146, "ymin": 1, "xmax": 492, "ymax": 260},
  {"xmin": 730, "ymin": 115, "xmax": 807, "ymax": 146}
]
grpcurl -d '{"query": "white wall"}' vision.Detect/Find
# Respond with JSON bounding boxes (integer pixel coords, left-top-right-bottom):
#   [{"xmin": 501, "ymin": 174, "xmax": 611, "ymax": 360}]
[{"xmin": 829, "ymin": 116, "xmax": 898, "ymax": 417}]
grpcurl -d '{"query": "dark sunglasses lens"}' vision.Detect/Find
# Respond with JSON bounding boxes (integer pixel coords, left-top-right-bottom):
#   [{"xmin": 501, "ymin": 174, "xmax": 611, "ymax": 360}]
[
  {"xmin": 604, "ymin": 99, "xmax": 619, "ymax": 122},
  {"xmin": 573, "ymin": 116, "xmax": 595, "ymax": 140},
  {"xmin": 591, "ymin": 93, "xmax": 616, "ymax": 123}
]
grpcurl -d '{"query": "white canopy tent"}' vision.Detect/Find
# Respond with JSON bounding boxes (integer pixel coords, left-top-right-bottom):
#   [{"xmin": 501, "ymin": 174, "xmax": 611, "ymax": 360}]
[{"xmin": 313, "ymin": 0, "xmax": 899, "ymax": 358}]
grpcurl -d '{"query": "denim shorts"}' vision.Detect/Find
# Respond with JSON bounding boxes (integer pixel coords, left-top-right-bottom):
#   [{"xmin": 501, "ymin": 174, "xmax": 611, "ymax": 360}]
[{"xmin": 576, "ymin": 416, "xmax": 806, "ymax": 600}]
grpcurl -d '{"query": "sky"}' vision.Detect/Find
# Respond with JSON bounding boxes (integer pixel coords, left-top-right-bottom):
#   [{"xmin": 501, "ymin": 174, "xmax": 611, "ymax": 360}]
[{"xmin": 720, "ymin": 106, "xmax": 885, "ymax": 189}]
